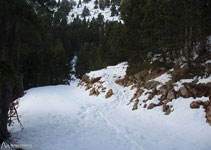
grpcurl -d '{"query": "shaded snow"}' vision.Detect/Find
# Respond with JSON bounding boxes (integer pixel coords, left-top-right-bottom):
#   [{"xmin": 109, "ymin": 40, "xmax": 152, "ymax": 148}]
[
  {"xmin": 205, "ymin": 60, "xmax": 211, "ymax": 64},
  {"xmin": 71, "ymin": 55, "xmax": 77, "ymax": 72},
  {"xmin": 69, "ymin": 56, "xmax": 79, "ymax": 84}
]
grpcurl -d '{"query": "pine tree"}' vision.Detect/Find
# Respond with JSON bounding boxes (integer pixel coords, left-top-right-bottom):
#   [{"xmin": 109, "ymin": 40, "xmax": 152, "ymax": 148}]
[
  {"xmin": 83, "ymin": 0, "xmax": 91, "ymax": 3},
  {"xmin": 111, "ymin": 0, "xmax": 121, "ymax": 6},
  {"xmin": 121, "ymin": 0, "xmax": 146, "ymax": 63},
  {"xmin": 94, "ymin": 0, "xmax": 99, "ymax": 9},
  {"xmin": 77, "ymin": 0, "xmax": 82, "ymax": 8},
  {"xmin": 105, "ymin": 0, "xmax": 111, "ymax": 8},
  {"xmin": 82, "ymin": 6, "xmax": 90, "ymax": 17},
  {"xmin": 0, "ymin": 0, "xmax": 36, "ymax": 143},
  {"xmin": 110, "ymin": 3, "xmax": 118, "ymax": 16},
  {"xmin": 99, "ymin": 0, "xmax": 105, "ymax": 10},
  {"xmin": 57, "ymin": 0, "xmax": 61, "ymax": 6}
]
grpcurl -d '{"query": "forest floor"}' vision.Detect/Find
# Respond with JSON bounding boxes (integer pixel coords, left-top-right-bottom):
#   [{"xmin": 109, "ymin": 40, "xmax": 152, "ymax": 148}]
[{"xmin": 9, "ymin": 63, "xmax": 211, "ymax": 150}]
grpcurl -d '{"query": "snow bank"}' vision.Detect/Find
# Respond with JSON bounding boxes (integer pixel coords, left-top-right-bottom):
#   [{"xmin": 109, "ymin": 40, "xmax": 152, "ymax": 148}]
[
  {"xmin": 151, "ymin": 72, "xmax": 171, "ymax": 84},
  {"xmin": 198, "ymin": 76, "xmax": 211, "ymax": 84},
  {"xmin": 174, "ymin": 78, "xmax": 197, "ymax": 91}
]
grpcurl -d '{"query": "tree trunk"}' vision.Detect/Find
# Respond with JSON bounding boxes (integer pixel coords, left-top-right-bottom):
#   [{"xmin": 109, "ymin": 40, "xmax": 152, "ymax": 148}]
[
  {"xmin": 0, "ymin": 82, "xmax": 12, "ymax": 144},
  {"xmin": 0, "ymin": 15, "xmax": 19, "ymax": 144}
]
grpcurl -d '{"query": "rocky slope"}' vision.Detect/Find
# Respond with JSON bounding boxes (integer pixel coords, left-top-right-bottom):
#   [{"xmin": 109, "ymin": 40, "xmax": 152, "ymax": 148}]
[{"xmin": 78, "ymin": 58, "xmax": 211, "ymax": 125}]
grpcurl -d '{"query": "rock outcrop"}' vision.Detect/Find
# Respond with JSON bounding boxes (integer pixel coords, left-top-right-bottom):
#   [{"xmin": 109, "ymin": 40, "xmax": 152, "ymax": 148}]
[{"xmin": 106, "ymin": 89, "xmax": 113, "ymax": 99}]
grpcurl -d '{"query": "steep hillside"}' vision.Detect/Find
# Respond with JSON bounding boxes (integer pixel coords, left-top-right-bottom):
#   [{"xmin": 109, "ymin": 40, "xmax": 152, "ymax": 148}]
[{"xmin": 79, "ymin": 59, "xmax": 211, "ymax": 125}]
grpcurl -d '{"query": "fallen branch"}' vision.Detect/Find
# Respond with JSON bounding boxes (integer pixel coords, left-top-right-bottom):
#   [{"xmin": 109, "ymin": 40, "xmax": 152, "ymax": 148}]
[{"xmin": 8, "ymin": 99, "xmax": 24, "ymax": 131}]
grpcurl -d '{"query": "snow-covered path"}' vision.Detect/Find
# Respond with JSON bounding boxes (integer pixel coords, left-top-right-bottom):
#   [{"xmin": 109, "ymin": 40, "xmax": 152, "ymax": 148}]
[{"xmin": 10, "ymin": 81, "xmax": 211, "ymax": 150}]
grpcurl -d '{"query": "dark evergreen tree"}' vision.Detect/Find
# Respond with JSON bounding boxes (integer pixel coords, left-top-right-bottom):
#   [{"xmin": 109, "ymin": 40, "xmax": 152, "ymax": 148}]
[
  {"xmin": 82, "ymin": 6, "xmax": 90, "ymax": 17},
  {"xmin": 94, "ymin": 0, "xmax": 99, "ymax": 9},
  {"xmin": 103, "ymin": 21, "xmax": 127, "ymax": 65},
  {"xmin": 83, "ymin": 0, "xmax": 91, "ymax": 3},
  {"xmin": 110, "ymin": 3, "xmax": 118, "ymax": 16},
  {"xmin": 105, "ymin": 0, "xmax": 111, "ymax": 8},
  {"xmin": 111, "ymin": 0, "xmax": 121, "ymax": 6},
  {"xmin": 121, "ymin": 0, "xmax": 146, "ymax": 64},
  {"xmin": 99, "ymin": 0, "xmax": 105, "ymax": 10}
]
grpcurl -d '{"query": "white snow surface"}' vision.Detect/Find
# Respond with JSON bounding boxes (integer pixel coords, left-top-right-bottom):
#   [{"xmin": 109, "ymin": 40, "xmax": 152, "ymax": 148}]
[
  {"xmin": 10, "ymin": 62, "xmax": 211, "ymax": 150},
  {"xmin": 205, "ymin": 60, "xmax": 211, "ymax": 64},
  {"xmin": 151, "ymin": 72, "xmax": 172, "ymax": 85},
  {"xmin": 174, "ymin": 77, "xmax": 197, "ymax": 91},
  {"xmin": 68, "ymin": 0, "xmax": 122, "ymax": 23},
  {"xmin": 197, "ymin": 76, "xmax": 211, "ymax": 84}
]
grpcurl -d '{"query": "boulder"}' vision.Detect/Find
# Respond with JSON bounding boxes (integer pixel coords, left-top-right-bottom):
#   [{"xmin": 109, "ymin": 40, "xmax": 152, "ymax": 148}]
[
  {"xmin": 147, "ymin": 103, "xmax": 156, "ymax": 109},
  {"xmin": 152, "ymin": 88, "xmax": 157, "ymax": 96},
  {"xmin": 190, "ymin": 101, "xmax": 200, "ymax": 109},
  {"xmin": 77, "ymin": 81, "xmax": 83, "ymax": 87},
  {"xmin": 98, "ymin": 81, "xmax": 105, "ymax": 84},
  {"xmin": 85, "ymin": 84, "xmax": 91, "ymax": 91},
  {"xmin": 143, "ymin": 99, "xmax": 148, "ymax": 103},
  {"xmin": 165, "ymin": 108, "xmax": 171, "ymax": 115},
  {"xmin": 148, "ymin": 93, "xmax": 153, "ymax": 100},
  {"xmin": 132, "ymin": 99, "xmax": 139, "ymax": 111},
  {"xmin": 82, "ymin": 74, "xmax": 90, "ymax": 83},
  {"xmin": 129, "ymin": 76, "xmax": 134, "ymax": 81},
  {"xmin": 179, "ymin": 86, "xmax": 191, "ymax": 98},
  {"xmin": 96, "ymin": 90, "xmax": 100, "ymax": 96},
  {"xmin": 167, "ymin": 90, "xmax": 176, "ymax": 100},
  {"xmin": 115, "ymin": 78, "xmax": 127, "ymax": 87},
  {"xmin": 163, "ymin": 102, "xmax": 169, "ymax": 112},
  {"xmin": 203, "ymin": 100, "xmax": 211, "ymax": 108},
  {"xmin": 156, "ymin": 101, "xmax": 164, "ymax": 106},
  {"xmin": 130, "ymin": 89, "xmax": 144, "ymax": 103},
  {"xmin": 90, "ymin": 77, "xmax": 101, "ymax": 84},
  {"xmin": 126, "ymin": 81, "xmax": 133, "ymax": 87},
  {"xmin": 196, "ymin": 100, "xmax": 203, "ymax": 105},
  {"xmin": 130, "ymin": 85, "xmax": 137, "ymax": 90},
  {"xmin": 89, "ymin": 88, "xmax": 96, "ymax": 96},
  {"xmin": 144, "ymin": 104, "xmax": 147, "ymax": 108},
  {"xmin": 136, "ymin": 89, "xmax": 144, "ymax": 98},
  {"xmin": 206, "ymin": 105, "xmax": 211, "ymax": 125},
  {"xmin": 144, "ymin": 81, "xmax": 160, "ymax": 90},
  {"xmin": 134, "ymin": 70, "xmax": 148, "ymax": 81},
  {"xmin": 165, "ymin": 81, "xmax": 174, "ymax": 90},
  {"xmin": 85, "ymin": 84, "xmax": 92, "ymax": 91},
  {"xmin": 106, "ymin": 89, "xmax": 113, "ymax": 99},
  {"xmin": 159, "ymin": 85, "xmax": 168, "ymax": 97},
  {"xmin": 97, "ymin": 85, "xmax": 103, "ymax": 89},
  {"xmin": 101, "ymin": 87, "xmax": 106, "ymax": 93}
]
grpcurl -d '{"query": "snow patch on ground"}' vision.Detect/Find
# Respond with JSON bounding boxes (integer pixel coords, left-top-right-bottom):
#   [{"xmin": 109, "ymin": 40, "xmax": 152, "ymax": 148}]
[
  {"xmin": 87, "ymin": 62, "xmax": 127, "ymax": 79},
  {"xmin": 174, "ymin": 78, "xmax": 197, "ymax": 91},
  {"xmin": 151, "ymin": 72, "xmax": 172, "ymax": 85},
  {"xmin": 197, "ymin": 76, "xmax": 211, "ymax": 84},
  {"xmin": 205, "ymin": 60, "xmax": 211, "ymax": 64}
]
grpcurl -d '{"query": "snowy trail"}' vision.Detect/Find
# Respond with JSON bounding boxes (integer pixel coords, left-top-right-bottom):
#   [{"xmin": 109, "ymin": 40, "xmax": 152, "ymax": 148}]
[
  {"xmin": 10, "ymin": 84, "xmax": 138, "ymax": 150},
  {"xmin": 10, "ymin": 81, "xmax": 211, "ymax": 150}
]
